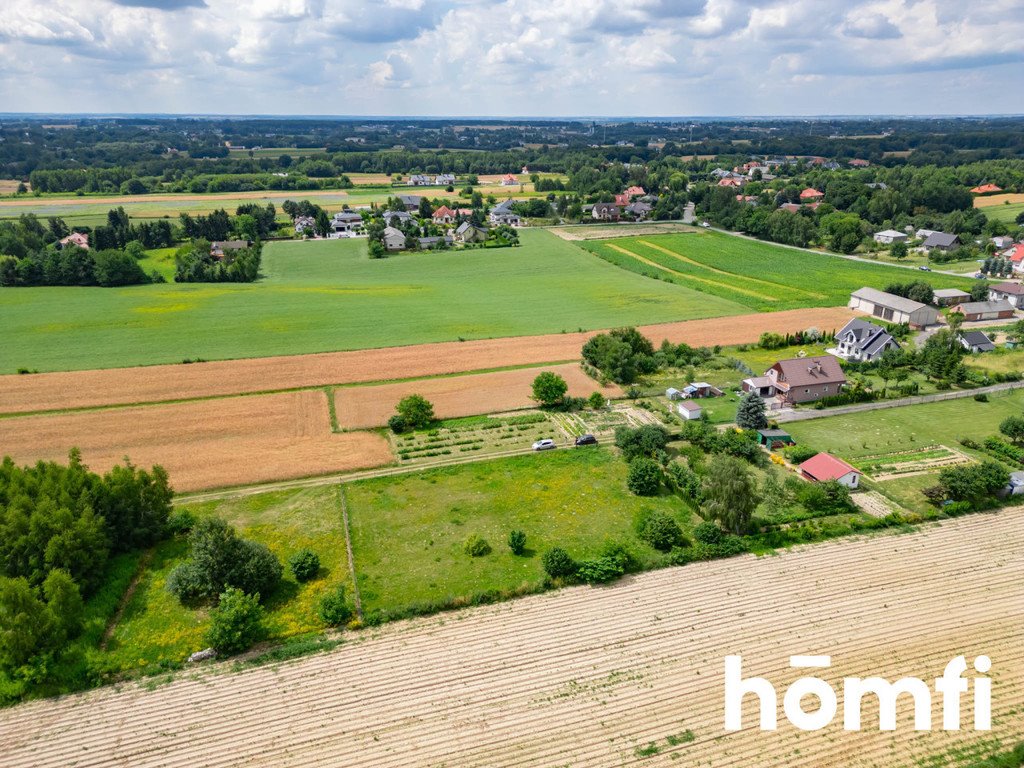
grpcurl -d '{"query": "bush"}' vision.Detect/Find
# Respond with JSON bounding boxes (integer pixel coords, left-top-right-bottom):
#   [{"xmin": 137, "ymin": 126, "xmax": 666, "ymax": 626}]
[
  {"xmin": 615, "ymin": 425, "xmax": 670, "ymax": 461},
  {"xmin": 463, "ymin": 534, "xmax": 492, "ymax": 557},
  {"xmin": 542, "ymin": 547, "xmax": 577, "ymax": 578},
  {"xmin": 507, "ymin": 530, "xmax": 527, "ymax": 555},
  {"xmin": 576, "ymin": 556, "xmax": 626, "ymax": 584},
  {"xmin": 388, "ymin": 414, "xmax": 408, "ymax": 434},
  {"xmin": 588, "ymin": 391, "xmax": 606, "ymax": 409},
  {"xmin": 637, "ymin": 511, "xmax": 685, "ymax": 551},
  {"xmin": 288, "ymin": 549, "xmax": 320, "ymax": 582},
  {"xmin": 784, "ymin": 445, "xmax": 818, "ymax": 464},
  {"xmin": 627, "ymin": 457, "xmax": 663, "ymax": 496},
  {"xmin": 317, "ymin": 584, "xmax": 353, "ymax": 626},
  {"xmin": 165, "ymin": 562, "xmax": 207, "ymax": 604},
  {"xmin": 205, "ymin": 587, "xmax": 266, "ymax": 655},
  {"xmin": 396, "ymin": 395, "xmax": 435, "ymax": 430},
  {"xmin": 693, "ymin": 521, "xmax": 723, "ymax": 545},
  {"xmin": 166, "ymin": 509, "xmax": 196, "ymax": 536}
]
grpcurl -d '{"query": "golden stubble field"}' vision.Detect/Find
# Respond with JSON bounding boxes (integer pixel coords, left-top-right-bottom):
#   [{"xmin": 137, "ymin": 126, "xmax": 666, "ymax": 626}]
[{"xmin": 1, "ymin": 509, "xmax": 1020, "ymax": 767}]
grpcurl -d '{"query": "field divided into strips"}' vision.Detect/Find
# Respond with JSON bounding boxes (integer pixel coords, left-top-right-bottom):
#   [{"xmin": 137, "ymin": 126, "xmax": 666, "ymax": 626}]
[
  {"xmin": 1, "ymin": 509, "xmax": 1020, "ymax": 768},
  {"xmin": 334, "ymin": 363, "xmax": 620, "ymax": 428},
  {"xmin": 0, "ymin": 229, "xmax": 748, "ymax": 373},
  {"xmin": 581, "ymin": 231, "xmax": 973, "ymax": 312},
  {"xmin": 0, "ymin": 390, "xmax": 393, "ymax": 492},
  {"xmin": 974, "ymin": 193, "xmax": 1024, "ymax": 224}
]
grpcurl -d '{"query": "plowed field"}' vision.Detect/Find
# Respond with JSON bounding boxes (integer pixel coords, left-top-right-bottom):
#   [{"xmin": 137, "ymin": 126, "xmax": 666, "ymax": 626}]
[
  {"xmin": 1, "ymin": 508, "xmax": 1019, "ymax": 767},
  {"xmin": 335, "ymin": 363, "xmax": 620, "ymax": 428}
]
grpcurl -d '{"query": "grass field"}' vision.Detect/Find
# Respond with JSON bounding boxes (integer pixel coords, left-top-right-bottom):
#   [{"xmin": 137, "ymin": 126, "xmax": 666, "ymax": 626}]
[
  {"xmin": 974, "ymin": 193, "xmax": 1024, "ymax": 224},
  {"xmin": 345, "ymin": 448, "xmax": 692, "ymax": 615},
  {"xmin": 580, "ymin": 231, "xmax": 972, "ymax": 312},
  {"xmin": 0, "ymin": 229, "xmax": 747, "ymax": 372}
]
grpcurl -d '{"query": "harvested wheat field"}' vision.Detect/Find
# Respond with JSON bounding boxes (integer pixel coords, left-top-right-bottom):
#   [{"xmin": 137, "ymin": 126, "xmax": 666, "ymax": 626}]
[
  {"xmin": 0, "ymin": 307, "xmax": 855, "ymax": 415},
  {"xmin": 0, "ymin": 390, "xmax": 393, "ymax": 491},
  {"xmin": 2, "ymin": 509, "xmax": 1020, "ymax": 768},
  {"xmin": 974, "ymin": 193, "xmax": 1024, "ymax": 207},
  {"xmin": 335, "ymin": 363, "xmax": 620, "ymax": 428}
]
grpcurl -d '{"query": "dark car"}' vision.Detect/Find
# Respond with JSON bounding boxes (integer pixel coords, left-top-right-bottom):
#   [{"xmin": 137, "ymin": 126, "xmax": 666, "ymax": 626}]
[{"xmin": 574, "ymin": 434, "xmax": 598, "ymax": 446}]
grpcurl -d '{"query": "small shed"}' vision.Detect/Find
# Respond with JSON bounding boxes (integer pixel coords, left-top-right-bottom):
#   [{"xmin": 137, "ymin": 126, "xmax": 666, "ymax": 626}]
[
  {"xmin": 666, "ymin": 387, "xmax": 683, "ymax": 401},
  {"xmin": 677, "ymin": 400, "xmax": 702, "ymax": 420},
  {"xmin": 756, "ymin": 428, "xmax": 794, "ymax": 447},
  {"xmin": 933, "ymin": 288, "xmax": 971, "ymax": 307},
  {"xmin": 685, "ymin": 382, "xmax": 722, "ymax": 398}
]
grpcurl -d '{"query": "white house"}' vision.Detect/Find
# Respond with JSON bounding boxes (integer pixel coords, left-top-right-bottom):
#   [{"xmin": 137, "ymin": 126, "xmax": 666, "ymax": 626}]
[
  {"xmin": 834, "ymin": 318, "xmax": 900, "ymax": 362},
  {"xmin": 988, "ymin": 282, "xmax": 1024, "ymax": 309},
  {"xmin": 382, "ymin": 226, "xmax": 407, "ymax": 251}
]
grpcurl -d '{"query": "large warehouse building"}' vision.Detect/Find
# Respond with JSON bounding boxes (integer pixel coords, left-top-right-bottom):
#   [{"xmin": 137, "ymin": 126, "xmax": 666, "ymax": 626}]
[{"xmin": 848, "ymin": 287, "xmax": 939, "ymax": 329}]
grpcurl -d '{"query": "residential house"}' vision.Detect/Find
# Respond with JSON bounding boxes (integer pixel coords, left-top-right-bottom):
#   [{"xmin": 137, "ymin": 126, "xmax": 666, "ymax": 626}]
[
  {"xmin": 383, "ymin": 210, "xmax": 414, "ymax": 227},
  {"xmin": 743, "ymin": 355, "xmax": 847, "ymax": 405},
  {"xmin": 59, "ymin": 232, "xmax": 89, "ymax": 249},
  {"xmin": 717, "ymin": 177, "xmax": 745, "ymax": 188},
  {"xmin": 834, "ymin": 318, "xmax": 900, "ymax": 362},
  {"xmin": 455, "ymin": 221, "xmax": 488, "ymax": 243},
  {"xmin": 431, "ymin": 205, "xmax": 456, "ymax": 225},
  {"xmin": 624, "ymin": 185, "xmax": 645, "ymax": 198},
  {"xmin": 210, "ymin": 240, "xmax": 251, "ymax": 258},
  {"xmin": 408, "ymin": 174, "xmax": 432, "ymax": 186},
  {"xmin": 866, "ymin": 182, "xmax": 888, "ymax": 190},
  {"xmin": 988, "ymin": 282, "xmax": 1024, "ymax": 309},
  {"xmin": 922, "ymin": 232, "xmax": 959, "ymax": 252},
  {"xmin": 625, "ymin": 202, "xmax": 653, "ymax": 220},
  {"xmin": 933, "ymin": 288, "xmax": 972, "ymax": 307},
  {"xmin": 970, "ymin": 184, "xmax": 1003, "ymax": 195},
  {"xmin": 799, "ymin": 187, "xmax": 824, "ymax": 202},
  {"xmin": 848, "ymin": 159, "xmax": 871, "ymax": 168},
  {"xmin": 1005, "ymin": 244, "xmax": 1024, "ymax": 272},
  {"xmin": 778, "ymin": 202, "xmax": 802, "ymax": 214},
  {"xmin": 1004, "ymin": 471, "xmax": 1024, "ymax": 496},
  {"xmin": 950, "ymin": 300, "xmax": 1015, "ymax": 322},
  {"xmin": 736, "ymin": 195, "xmax": 759, "ymax": 206},
  {"xmin": 397, "ymin": 195, "xmax": 421, "ymax": 211},
  {"xmin": 591, "ymin": 202, "xmax": 621, "ymax": 221},
  {"xmin": 330, "ymin": 211, "xmax": 364, "ymax": 235},
  {"xmin": 991, "ymin": 236, "xmax": 1015, "ymax": 250},
  {"xmin": 799, "ymin": 453, "xmax": 861, "ymax": 489},
  {"xmin": 500, "ymin": 174, "xmax": 518, "ymax": 186},
  {"xmin": 915, "ymin": 228, "xmax": 937, "ymax": 240},
  {"xmin": 849, "ymin": 287, "xmax": 939, "ymax": 328},
  {"xmin": 293, "ymin": 215, "xmax": 316, "ymax": 234},
  {"xmin": 959, "ymin": 331, "xmax": 996, "ymax": 353},
  {"xmin": 489, "ymin": 199, "xmax": 521, "ymax": 226},
  {"xmin": 435, "ymin": 173, "xmax": 456, "ymax": 186},
  {"xmin": 756, "ymin": 428, "xmax": 794, "ymax": 448},
  {"xmin": 382, "ymin": 226, "xmax": 407, "ymax": 251},
  {"xmin": 873, "ymin": 229, "xmax": 908, "ymax": 245},
  {"xmin": 677, "ymin": 400, "xmax": 702, "ymax": 420},
  {"xmin": 416, "ymin": 235, "xmax": 453, "ymax": 250}
]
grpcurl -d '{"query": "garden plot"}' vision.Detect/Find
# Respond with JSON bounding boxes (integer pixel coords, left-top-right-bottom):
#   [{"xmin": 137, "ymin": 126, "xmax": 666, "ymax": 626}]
[
  {"xmin": 390, "ymin": 413, "xmax": 561, "ymax": 464},
  {"xmin": 853, "ymin": 445, "xmax": 974, "ymax": 481}
]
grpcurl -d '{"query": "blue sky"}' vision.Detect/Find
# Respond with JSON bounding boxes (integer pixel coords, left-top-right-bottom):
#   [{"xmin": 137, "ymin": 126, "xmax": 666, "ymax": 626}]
[{"xmin": 1, "ymin": 0, "xmax": 1022, "ymax": 116}]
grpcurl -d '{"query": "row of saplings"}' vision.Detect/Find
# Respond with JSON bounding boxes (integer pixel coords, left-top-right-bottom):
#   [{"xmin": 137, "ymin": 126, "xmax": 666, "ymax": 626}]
[{"xmin": 166, "ymin": 516, "xmax": 351, "ymax": 657}]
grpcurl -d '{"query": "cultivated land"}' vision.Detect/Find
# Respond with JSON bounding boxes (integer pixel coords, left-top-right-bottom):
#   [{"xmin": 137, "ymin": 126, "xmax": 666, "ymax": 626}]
[
  {"xmin": 2, "ymin": 509, "xmax": 1019, "ymax": 768},
  {"xmin": 0, "ymin": 229, "xmax": 750, "ymax": 372},
  {"xmin": 0, "ymin": 390, "xmax": 393, "ymax": 491},
  {"xmin": 974, "ymin": 193, "xmax": 1024, "ymax": 223},
  {"xmin": 581, "ymin": 231, "xmax": 972, "ymax": 312},
  {"xmin": 0, "ymin": 306, "xmax": 855, "ymax": 412},
  {"xmin": 334, "ymin": 363, "xmax": 620, "ymax": 428}
]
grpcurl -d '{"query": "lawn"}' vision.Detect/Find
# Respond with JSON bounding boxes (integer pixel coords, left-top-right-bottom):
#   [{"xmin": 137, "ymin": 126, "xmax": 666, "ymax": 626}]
[
  {"xmin": 345, "ymin": 448, "xmax": 694, "ymax": 615},
  {"xmin": 580, "ymin": 231, "xmax": 973, "ymax": 312},
  {"xmin": 137, "ymin": 247, "xmax": 178, "ymax": 281},
  {"xmin": 0, "ymin": 229, "xmax": 748, "ymax": 372},
  {"xmin": 785, "ymin": 388, "xmax": 1024, "ymax": 459},
  {"xmin": 101, "ymin": 486, "xmax": 350, "ymax": 674},
  {"xmin": 976, "ymin": 200, "xmax": 1024, "ymax": 224}
]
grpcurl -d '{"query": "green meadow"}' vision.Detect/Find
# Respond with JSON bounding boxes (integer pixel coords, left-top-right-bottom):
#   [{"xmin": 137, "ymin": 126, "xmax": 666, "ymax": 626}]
[
  {"xmin": 0, "ymin": 229, "xmax": 745, "ymax": 372},
  {"xmin": 978, "ymin": 200, "xmax": 1024, "ymax": 224},
  {"xmin": 581, "ymin": 231, "xmax": 972, "ymax": 312}
]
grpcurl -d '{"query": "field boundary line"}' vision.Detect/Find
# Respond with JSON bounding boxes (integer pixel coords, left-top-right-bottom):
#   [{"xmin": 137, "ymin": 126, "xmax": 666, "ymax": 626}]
[{"xmin": 338, "ymin": 485, "xmax": 363, "ymax": 621}]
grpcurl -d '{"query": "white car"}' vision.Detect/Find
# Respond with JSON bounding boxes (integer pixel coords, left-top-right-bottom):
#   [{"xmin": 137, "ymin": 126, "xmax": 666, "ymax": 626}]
[
  {"xmin": 532, "ymin": 439, "xmax": 556, "ymax": 451},
  {"xmin": 699, "ymin": 221, "xmax": 711, "ymax": 228}
]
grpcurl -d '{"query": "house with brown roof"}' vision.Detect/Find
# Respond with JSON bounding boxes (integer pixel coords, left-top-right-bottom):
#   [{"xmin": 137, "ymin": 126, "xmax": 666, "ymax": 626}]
[
  {"xmin": 59, "ymin": 232, "xmax": 89, "ymax": 250},
  {"xmin": 432, "ymin": 205, "xmax": 456, "ymax": 225},
  {"xmin": 591, "ymin": 202, "xmax": 620, "ymax": 221},
  {"xmin": 762, "ymin": 355, "xmax": 846, "ymax": 405},
  {"xmin": 799, "ymin": 187, "xmax": 824, "ymax": 202},
  {"xmin": 988, "ymin": 282, "xmax": 1024, "ymax": 309},
  {"xmin": 500, "ymin": 174, "xmax": 518, "ymax": 186}
]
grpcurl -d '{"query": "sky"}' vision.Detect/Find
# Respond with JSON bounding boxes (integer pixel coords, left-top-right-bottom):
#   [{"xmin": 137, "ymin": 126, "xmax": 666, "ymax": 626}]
[{"xmin": 0, "ymin": 0, "xmax": 1022, "ymax": 117}]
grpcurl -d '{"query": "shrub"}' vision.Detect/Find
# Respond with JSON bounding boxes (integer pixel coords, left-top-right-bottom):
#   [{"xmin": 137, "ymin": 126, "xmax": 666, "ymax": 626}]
[
  {"xmin": 387, "ymin": 414, "xmax": 408, "ymax": 434},
  {"xmin": 637, "ymin": 511, "xmax": 685, "ymax": 552},
  {"xmin": 463, "ymin": 534, "xmax": 492, "ymax": 557},
  {"xmin": 615, "ymin": 425, "xmax": 670, "ymax": 461},
  {"xmin": 588, "ymin": 391, "xmax": 606, "ymax": 409},
  {"xmin": 784, "ymin": 445, "xmax": 818, "ymax": 464},
  {"xmin": 165, "ymin": 562, "xmax": 207, "ymax": 604},
  {"xmin": 974, "ymin": 393, "xmax": 989, "ymax": 403},
  {"xmin": 507, "ymin": 530, "xmax": 527, "ymax": 555},
  {"xmin": 576, "ymin": 556, "xmax": 626, "ymax": 584},
  {"xmin": 317, "ymin": 585, "xmax": 353, "ymax": 626},
  {"xmin": 542, "ymin": 547, "xmax": 577, "ymax": 578},
  {"xmin": 627, "ymin": 457, "xmax": 663, "ymax": 496},
  {"xmin": 288, "ymin": 549, "xmax": 320, "ymax": 582},
  {"xmin": 693, "ymin": 521, "xmax": 723, "ymax": 545},
  {"xmin": 205, "ymin": 587, "xmax": 266, "ymax": 655},
  {"xmin": 165, "ymin": 509, "xmax": 196, "ymax": 536}
]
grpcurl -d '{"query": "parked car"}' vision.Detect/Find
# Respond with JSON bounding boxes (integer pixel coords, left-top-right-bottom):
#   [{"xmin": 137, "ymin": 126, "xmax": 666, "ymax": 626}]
[
  {"xmin": 699, "ymin": 221, "xmax": 711, "ymax": 228},
  {"xmin": 532, "ymin": 439, "xmax": 556, "ymax": 451},
  {"xmin": 918, "ymin": 265, "xmax": 931, "ymax": 271},
  {"xmin": 574, "ymin": 434, "xmax": 598, "ymax": 446}
]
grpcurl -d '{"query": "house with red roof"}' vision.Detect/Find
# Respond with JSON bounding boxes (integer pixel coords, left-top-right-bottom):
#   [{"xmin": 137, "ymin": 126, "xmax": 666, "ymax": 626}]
[
  {"xmin": 848, "ymin": 159, "xmax": 870, "ymax": 168},
  {"xmin": 799, "ymin": 453, "xmax": 861, "ymax": 489},
  {"xmin": 970, "ymin": 183, "xmax": 1003, "ymax": 195},
  {"xmin": 625, "ymin": 185, "xmax": 645, "ymax": 198},
  {"xmin": 1004, "ymin": 244, "xmax": 1024, "ymax": 272},
  {"xmin": 432, "ymin": 205, "xmax": 456, "ymax": 224},
  {"xmin": 501, "ymin": 174, "xmax": 518, "ymax": 186},
  {"xmin": 718, "ymin": 177, "xmax": 744, "ymax": 188},
  {"xmin": 799, "ymin": 187, "xmax": 824, "ymax": 202},
  {"xmin": 59, "ymin": 232, "xmax": 89, "ymax": 250}
]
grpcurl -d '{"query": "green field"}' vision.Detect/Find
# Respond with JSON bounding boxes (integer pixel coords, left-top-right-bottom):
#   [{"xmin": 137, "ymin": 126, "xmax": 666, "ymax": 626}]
[
  {"xmin": 978, "ymin": 200, "xmax": 1024, "ymax": 224},
  {"xmin": 785, "ymin": 389, "xmax": 1024, "ymax": 458},
  {"xmin": 0, "ymin": 229, "xmax": 747, "ymax": 372},
  {"xmin": 581, "ymin": 231, "xmax": 972, "ymax": 312},
  {"xmin": 343, "ymin": 448, "xmax": 692, "ymax": 614}
]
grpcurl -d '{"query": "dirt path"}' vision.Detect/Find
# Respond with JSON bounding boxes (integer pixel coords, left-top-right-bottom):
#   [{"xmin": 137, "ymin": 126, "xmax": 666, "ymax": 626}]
[
  {"xmin": 2, "ymin": 508, "xmax": 1020, "ymax": 767},
  {"xmin": 99, "ymin": 550, "xmax": 154, "ymax": 650},
  {"xmin": 0, "ymin": 307, "xmax": 856, "ymax": 415}
]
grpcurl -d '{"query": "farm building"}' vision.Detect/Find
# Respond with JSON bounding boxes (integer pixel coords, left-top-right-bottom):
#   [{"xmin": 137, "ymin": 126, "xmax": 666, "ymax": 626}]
[
  {"xmin": 848, "ymin": 287, "xmax": 939, "ymax": 328},
  {"xmin": 933, "ymin": 288, "xmax": 972, "ymax": 307},
  {"xmin": 988, "ymin": 282, "xmax": 1024, "ymax": 309},
  {"xmin": 834, "ymin": 318, "xmax": 899, "ymax": 363},
  {"xmin": 382, "ymin": 227, "xmax": 407, "ymax": 251},
  {"xmin": 407, "ymin": 174, "xmax": 432, "ymax": 186},
  {"xmin": 743, "ymin": 355, "xmax": 846, "ymax": 405},
  {"xmin": 677, "ymin": 400, "xmax": 702, "ymax": 420},
  {"xmin": 756, "ymin": 428, "xmax": 793, "ymax": 447},
  {"xmin": 58, "ymin": 232, "xmax": 89, "ymax": 249},
  {"xmin": 959, "ymin": 331, "xmax": 996, "ymax": 353},
  {"xmin": 873, "ymin": 229, "xmax": 907, "ymax": 245},
  {"xmin": 922, "ymin": 231, "xmax": 959, "ymax": 251},
  {"xmin": 950, "ymin": 300, "xmax": 1015, "ymax": 322},
  {"xmin": 799, "ymin": 453, "xmax": 861, "ymax": 489}
]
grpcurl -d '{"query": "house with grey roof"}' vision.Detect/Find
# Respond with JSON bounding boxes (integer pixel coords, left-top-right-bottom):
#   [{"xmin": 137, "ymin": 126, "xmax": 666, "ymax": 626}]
[
  {"xmin": 591, "ymin": 202, "xmax": 620, "ymax": 221},
  {"xmin": 951, "ymin": 300, "xmax": 1015, "ymax": 322},
  {"xmin": 382, "ymin": 226, "xmax": 407, "ymax": 251},
  {"xmin": 959, "ymin": 331, "xmax": 996, "ymax": 354},
  {"xmin": 488, "ymin": 199, "xmax": 521, "ymax": 226},
  {"xmin": 625, "ymin": 201, "xmax": 653, "ymax": 220},
  {"xmin": 834, "ymin": 319, "xmax": 900, "ymax": 362},
  {"xmin": 383, "ymin": 210, "xmax": 414, "ymax": 227},
  {"xmin": 397, "ymin": 195, "xmax": 422, "ymax": 211},
  {"xmin": 455, "ymin": 221, "xmax": 488, "ymax": 243},
  {"xmin": 849, "ymin": 287, "xmax": 939, "ymax": 329},
  {"xmin": 933, "ymin": 288, "xmax": 972, "ymax": 307},
  {"xmin": 922, "ymin": 231, "xmax": 960, "ymax": 251},
  {"xmin": 330, "ymin": 211, "xmax": 364, "ymax": 235},
  {"xmin": 873, "ymin": 229, "xmax": 908, "ymax": 245}
]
